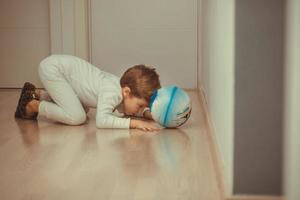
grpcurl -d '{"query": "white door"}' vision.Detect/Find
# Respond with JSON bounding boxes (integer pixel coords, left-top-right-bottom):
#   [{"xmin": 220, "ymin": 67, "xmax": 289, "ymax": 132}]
[
  {"xmin": 0, "ymin": 0, "xmax": 50, "ymax": 88},
  {"xmin": 90, "ymin": 0, "xmax": 198, "ymax": 89}
]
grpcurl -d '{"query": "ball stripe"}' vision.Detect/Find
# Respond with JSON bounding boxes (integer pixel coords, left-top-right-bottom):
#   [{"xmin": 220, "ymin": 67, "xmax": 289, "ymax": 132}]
[
  {"xmin": 163, "ymin": 86, "xmax": 178, "ymax": 127},
  {"xmin": 149, "ymin": 90, "xmax": 158, "ymax": 112}
]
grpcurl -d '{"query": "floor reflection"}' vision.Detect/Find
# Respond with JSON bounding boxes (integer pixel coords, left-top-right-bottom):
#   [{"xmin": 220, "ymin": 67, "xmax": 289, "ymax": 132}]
[
  {"xmin": 14, "ymin": 118, "xmax": 40, "ymax": 147},
  {"xmin": 154, "ymin": 128, "xmax": 191, "ymax": 170},
  {"xmin": 111, "ymin": 129, "xmax": 158, "ymax": 177}
]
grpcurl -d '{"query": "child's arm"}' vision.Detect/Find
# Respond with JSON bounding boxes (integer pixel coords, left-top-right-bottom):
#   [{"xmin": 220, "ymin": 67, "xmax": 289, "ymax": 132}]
[
  {"xmin": 96, "ymin": 92, "xmax": 158, "ymax": 131},
  {"xmin": 96, "ymin": 91, "xmax": 131, "ymax": 129},
  {"xmin": 142, "ymin": 108, "xmax": 153, "ymax": 120}
]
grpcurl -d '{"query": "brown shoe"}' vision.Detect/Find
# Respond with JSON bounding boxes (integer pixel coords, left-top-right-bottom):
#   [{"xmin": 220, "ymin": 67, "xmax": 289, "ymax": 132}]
[
  {"xmin": 15, "ymin": 88, "xmax": 39, "ymax": 120},
  {"xmin": 26, "ymin": 82, "xmax": 40, "ymax": 100},
  {"xmin": 24, "ymin": 82, "xmax": 35, "ymax": 90}
]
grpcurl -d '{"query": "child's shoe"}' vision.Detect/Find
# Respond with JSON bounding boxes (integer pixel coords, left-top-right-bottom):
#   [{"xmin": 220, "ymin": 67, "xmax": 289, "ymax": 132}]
[{"xmin": 15, "ymin": 83, "xmax": 39, "ymax": 120}]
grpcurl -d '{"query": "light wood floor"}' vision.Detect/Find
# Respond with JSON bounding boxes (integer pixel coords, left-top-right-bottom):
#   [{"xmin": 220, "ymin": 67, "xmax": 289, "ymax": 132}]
[{"xmin": 0, "ymin": 89, "xmax": 221, "ymax": 200}]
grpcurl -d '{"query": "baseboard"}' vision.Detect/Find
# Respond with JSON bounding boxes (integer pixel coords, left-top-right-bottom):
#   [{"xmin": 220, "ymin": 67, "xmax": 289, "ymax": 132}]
[
  {"xmin": 196, "ymin": 87, "xmax": 284, "ymax": 200},
  {"xmin": 197, "ymin": 86, "xmax": 227, "ymax": 199},
  {"xmin": 226, "ymin": 195, "xmax": 284, "ymax": 200}
]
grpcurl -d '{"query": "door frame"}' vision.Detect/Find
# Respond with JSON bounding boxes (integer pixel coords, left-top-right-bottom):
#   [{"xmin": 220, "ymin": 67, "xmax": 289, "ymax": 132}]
[{"xmin": 49, "ymin": 0, "xmax": 89, "ymax": 60}]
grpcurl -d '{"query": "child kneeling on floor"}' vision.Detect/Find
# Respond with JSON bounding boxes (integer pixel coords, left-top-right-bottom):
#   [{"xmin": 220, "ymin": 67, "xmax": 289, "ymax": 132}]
[{"xmin": 15, "ymin": 55, "xmax": 161, "ymax": 132}]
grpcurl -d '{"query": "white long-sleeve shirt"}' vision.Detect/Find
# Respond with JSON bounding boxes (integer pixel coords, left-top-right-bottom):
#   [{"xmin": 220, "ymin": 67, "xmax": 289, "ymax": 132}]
[{"xmin": 41, "ymin": 54, "xmax": 146, "ymax": 129}]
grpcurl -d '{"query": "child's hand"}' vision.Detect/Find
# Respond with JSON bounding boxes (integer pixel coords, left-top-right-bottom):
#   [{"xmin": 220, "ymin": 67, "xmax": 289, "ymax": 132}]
[
  {"xmin": 143, "ymin": 110, "xmax": 153, "ymax": 120},
  {"xmin": 130, "ymin": 119, "xmax": 160, "ymax": 132}
]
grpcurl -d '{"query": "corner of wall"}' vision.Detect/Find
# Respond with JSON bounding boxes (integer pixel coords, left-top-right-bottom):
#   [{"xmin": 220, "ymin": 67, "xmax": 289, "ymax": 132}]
[{"xmin": 197, "ymin": 85, "xmax": 228, "ymax": 199}]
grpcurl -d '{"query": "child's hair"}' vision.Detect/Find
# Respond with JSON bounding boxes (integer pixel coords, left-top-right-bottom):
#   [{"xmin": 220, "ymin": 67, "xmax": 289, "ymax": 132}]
[{"xmin": 120, "ymin": 64, "xmax": 161, "ymax": 102}]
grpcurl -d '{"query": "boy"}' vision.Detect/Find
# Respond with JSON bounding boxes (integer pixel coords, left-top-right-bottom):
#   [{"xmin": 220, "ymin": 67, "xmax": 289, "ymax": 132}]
[{"xmin": 15, "ymin": 55, "xmax": 161, "ymax": 132}]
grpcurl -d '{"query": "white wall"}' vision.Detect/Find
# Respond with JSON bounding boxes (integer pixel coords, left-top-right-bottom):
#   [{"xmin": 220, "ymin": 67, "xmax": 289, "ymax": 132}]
[
  {"xmin": 199, "ymin": 0, "xmax": 235, "ymax": 195},
  {"xmin": 90, "ymin": 0, "xmax": 198, "ymax": 89},
  {"xmin": 284, "ymin": 0, "xmax": 300, "ymax": 199},
  {"xmin": 0, "ymin": 0, "xmax": 50, "ymax": 87}
]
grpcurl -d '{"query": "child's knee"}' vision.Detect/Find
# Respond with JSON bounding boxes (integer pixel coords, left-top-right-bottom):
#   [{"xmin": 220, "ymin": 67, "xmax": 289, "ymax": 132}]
[{"xmin": 65, "ymin": 112, "xmax": 87, "ymax": 125}]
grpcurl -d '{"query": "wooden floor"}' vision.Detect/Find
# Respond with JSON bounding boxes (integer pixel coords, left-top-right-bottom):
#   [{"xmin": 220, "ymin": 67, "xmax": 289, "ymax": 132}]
[{"xmin": 0, "ymin": 89, "xmax": 221, "ymax": 200}]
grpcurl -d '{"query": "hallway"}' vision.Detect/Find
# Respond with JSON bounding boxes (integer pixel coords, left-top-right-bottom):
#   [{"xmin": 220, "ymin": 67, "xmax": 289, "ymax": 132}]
[{"xmin": 0, "ymin": 89, "xmax": 221, "ymax": 200}]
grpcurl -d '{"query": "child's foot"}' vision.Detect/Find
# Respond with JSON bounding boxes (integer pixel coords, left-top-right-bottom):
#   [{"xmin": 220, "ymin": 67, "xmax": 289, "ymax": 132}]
[
  {"xmin": 25, "ymin": 100, "xmax": 39, "ymax": 118},
  {"xmin": 34, "ymin": 89, "xmax": 41, "ymax": 100}
]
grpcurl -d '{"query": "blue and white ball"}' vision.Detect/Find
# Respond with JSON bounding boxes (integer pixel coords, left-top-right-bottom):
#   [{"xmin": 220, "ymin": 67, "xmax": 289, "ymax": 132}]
[{"xmin": 149, "ymin": 86, "xmax": 192, "ymax": 128}]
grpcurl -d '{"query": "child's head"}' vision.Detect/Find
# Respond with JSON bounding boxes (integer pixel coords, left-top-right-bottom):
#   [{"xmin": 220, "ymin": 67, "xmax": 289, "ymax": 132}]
[{"xmin": 120, "ymin": 64, "xmax": 161, "ymax": 115}]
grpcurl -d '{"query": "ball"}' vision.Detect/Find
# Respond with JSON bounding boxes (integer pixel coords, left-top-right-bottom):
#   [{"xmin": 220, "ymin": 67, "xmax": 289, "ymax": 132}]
[{"xmin": 149, "ymin": 85, "xmax": 192, "ymax": 128}]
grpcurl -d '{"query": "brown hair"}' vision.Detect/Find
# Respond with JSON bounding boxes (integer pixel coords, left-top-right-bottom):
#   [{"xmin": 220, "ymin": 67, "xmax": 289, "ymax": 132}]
[{"xmin": 120, "ymin": 64, "xmax": 161, "ymax": 102}]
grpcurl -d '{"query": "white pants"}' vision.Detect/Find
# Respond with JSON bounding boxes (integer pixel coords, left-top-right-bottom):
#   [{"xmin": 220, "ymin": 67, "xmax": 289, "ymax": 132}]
[{"xmin": 38, "ymin": 62, "xmax": 88, "ymax": 125}]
